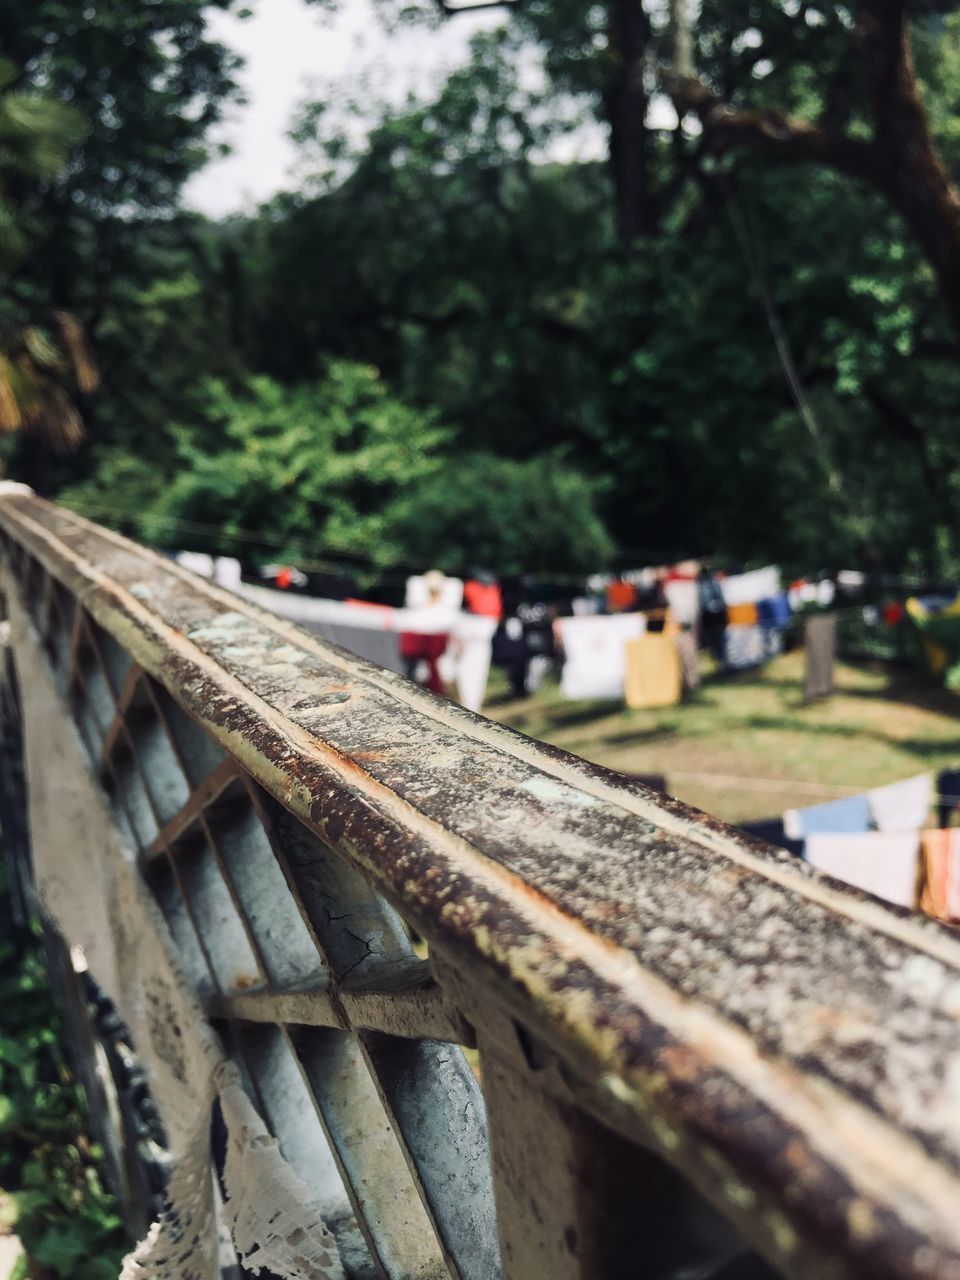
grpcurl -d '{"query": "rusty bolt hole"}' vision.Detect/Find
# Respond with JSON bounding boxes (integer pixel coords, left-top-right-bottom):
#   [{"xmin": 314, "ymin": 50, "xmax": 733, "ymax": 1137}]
[{"xmin": 514, "ymin": 1020, "xmax": 549, "ymax": 1071}]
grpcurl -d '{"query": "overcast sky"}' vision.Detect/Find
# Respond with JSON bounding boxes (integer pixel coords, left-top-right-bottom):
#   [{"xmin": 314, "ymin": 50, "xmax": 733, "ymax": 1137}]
[{"xmin": 184, "ymin": 0, "xmax": 503, "ymax": 217}]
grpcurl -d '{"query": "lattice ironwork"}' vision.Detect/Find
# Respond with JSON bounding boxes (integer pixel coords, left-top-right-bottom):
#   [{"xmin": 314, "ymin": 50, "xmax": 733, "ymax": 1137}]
[{"xmin": 2, "ymin": 493, "xmax": 960, "ymax": 1280}]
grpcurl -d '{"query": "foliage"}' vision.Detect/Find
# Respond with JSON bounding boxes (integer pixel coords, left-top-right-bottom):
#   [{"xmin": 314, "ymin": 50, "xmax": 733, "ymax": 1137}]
[
  {"xmin": 0, "ymin": 0, "xmax": 244, "ymax": 488},
  {"xmin": 231, "ymin": 26, "xmax": 960, "ymax": 574},
  {"xmin": 0, "ymin": 863, "xmax": 125, "ymax": 1280},
  {"xmin": 383, "ymin": 450, "xmax": 615, "ymax": 574},
  {"xmin": 63, "ymin": 362, "xmax": 451, "ymax": 569},
  {"xmin": 0, "ymin": 0, "xmax": 242, "ymax": 218},
  {"xmin": 16, "ymin": 0, "xmax": 960, "ymax": 581},
  {"xmin": 0, "ymin": 55, "xmax": 95, "ymax": 465},
  {"xmin": 0, "ymin": 57, "xmax": 86, "ymax": 275}
]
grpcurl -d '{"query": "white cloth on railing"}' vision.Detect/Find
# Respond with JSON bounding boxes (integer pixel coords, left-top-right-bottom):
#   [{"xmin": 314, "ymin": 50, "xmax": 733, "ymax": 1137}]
[{"xmin": 7, "ymin": 583, "xmax": 344, "ymax": 1280}]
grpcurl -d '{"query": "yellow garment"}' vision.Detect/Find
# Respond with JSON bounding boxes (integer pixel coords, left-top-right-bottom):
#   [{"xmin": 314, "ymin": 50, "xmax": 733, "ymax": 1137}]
[
  {"xmin": 906, "ymin": 596, "xmax": 953, "ymax": 675},
  {"xmin": 726, "ymin": 602, "xmax": 758, "ymax": 626},
  {"xmin": 625, "ymin": 634, "xmax": 682, "ymax": 709}
]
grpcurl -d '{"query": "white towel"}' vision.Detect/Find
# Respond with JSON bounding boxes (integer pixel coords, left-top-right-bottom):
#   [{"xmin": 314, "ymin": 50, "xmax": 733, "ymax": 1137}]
[
  {"xmin": 720, "ymin": 566, "xmax": 781, "ymax": 607},
  {"xmin": 867, "ymin": 774, "xmax": 933, "ymax": 832},
  {"xmin": 805, "ymin": 832, "xmax": 920, "ymax": 907},
  {"xmin": 555, "ymin": 613, "xmax": 646, "ymax": 700}
]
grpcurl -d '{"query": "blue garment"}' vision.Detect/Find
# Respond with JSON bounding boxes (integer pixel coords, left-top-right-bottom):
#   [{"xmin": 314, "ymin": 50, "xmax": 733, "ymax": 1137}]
[
  {"xmin": 791, "ymin": 793, "xmax": 871, "ymax": 837},
  {"xmin": 757, "ymin": 593, "xmax": 792, "ymax": 628}
]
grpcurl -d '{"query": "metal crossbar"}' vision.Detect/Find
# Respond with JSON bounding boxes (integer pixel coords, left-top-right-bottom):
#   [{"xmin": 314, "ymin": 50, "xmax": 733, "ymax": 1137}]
[{"xmin": 2, "ymin": 492, "xmax": 960, "ymax": 1280}]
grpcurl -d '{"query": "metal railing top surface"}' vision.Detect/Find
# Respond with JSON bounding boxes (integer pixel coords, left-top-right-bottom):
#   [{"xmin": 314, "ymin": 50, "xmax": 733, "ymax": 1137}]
[{"xmin": 4, "ymin": 491, "xmax": 960, "ymax": 1279}]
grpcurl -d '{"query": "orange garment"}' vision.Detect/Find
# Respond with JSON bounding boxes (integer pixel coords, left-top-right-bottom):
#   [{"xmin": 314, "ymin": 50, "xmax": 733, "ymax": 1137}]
[
  {"xmin": 606, "ymin": 580, "xmax": 637, "ymax": 613},
  {"xmin": 920, "ymin": 829, "xmax": 960, "ymax": 922},
  {"xmin": 463, "ymin": 579, "xmax": 503, "ymax": 618},
  {"xmin": 276, "ymin": 566, "xmax": 293, "ymax": 590},
  {"xmin": 726, "ymin": 602, "xmax": 758, "ymax": 626}
]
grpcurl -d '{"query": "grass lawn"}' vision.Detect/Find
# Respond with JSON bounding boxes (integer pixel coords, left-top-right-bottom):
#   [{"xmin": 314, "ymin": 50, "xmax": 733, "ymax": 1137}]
[{"xmin": 483, "ymin": 648, "xmax": 960, "ymax": 825}]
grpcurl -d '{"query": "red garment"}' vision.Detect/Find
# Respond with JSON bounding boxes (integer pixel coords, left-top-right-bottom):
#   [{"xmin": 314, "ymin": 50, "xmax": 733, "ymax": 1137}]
[
  {"xmin": 276, "ymin": 566, "xmax": 293, "ymax": 590},
  {"xmin": 463, "ymin": 579, "xmax": 503, "ymax": 618},
  {"xmin": 399, "ymin": 632, "xmax": 449, "ymax": 693},
  {"xmin": 883, "ymin": 601, "xmax": 905, "ymax": 626},
  {"xmin": 605, "ymin": 580, "xmax": 637, "ymax": 613}
]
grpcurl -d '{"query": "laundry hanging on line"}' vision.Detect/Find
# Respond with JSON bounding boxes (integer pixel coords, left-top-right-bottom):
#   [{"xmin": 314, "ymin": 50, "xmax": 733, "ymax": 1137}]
[
  {"xmin": 868, "ymin": 774, "xmax": 933, "ymax": 831},
  {"xmin": 920, "ymin": 829, "xmax": 960, "ymax": 923},
  {"xmin": 805, "ymin": 832, "xmax": 920, "ymax": 908},
  {"xmin": 554, "ymin": 613, "xmax": 647, "ymax": 700},
  {"xmin": 784, "ymin": 793, "xmax": 872, "ymax": 841}
]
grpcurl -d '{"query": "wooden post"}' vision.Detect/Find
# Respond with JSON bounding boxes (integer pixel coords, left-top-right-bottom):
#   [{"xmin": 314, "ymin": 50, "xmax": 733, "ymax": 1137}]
[{"xmin": 804, "ymin": 613, "xmax": 836, "ymax": 701}]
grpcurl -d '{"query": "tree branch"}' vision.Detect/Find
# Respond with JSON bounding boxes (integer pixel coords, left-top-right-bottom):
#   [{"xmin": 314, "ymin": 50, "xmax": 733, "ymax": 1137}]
[{"xmin": 671, "ymin": 77, "xmax": 881, "ymax": 184}]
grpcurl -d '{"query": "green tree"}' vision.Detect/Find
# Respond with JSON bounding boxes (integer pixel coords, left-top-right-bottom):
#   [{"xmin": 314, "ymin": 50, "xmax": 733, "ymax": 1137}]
[
  {"xmin": 384, "ymin": 451, "xmax": 615, "ymax": 574},
  {"xmin": 0, "ymin": 0, "xmax": 243, "ymax": 373},
  {"xmin": 0, "ymin": 1, "xmax": 245, "ymax": 488},
  {"xmin": 63, "ymin": 361, "xmax": 451, "ymax": 570},
  {"xmin": 0, "ymin": 56, "xmax": 94, "ymax": 464}
]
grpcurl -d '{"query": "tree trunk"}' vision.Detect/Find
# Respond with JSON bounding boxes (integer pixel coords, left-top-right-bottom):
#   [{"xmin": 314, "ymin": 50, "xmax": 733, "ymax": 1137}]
[
  {"xmin": 857, "ymin": 1, "xmax": 960, "ymax": 342},
  {"xmin": 604, "ymin": 0, "xmax": 654, "ymax": 243}
]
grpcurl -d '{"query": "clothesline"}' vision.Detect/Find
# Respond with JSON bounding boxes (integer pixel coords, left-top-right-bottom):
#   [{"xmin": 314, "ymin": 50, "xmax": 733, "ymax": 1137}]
[
  {"xmin": 64, "ymin": 499, "xmax": 943, "ymax": 599},
  {"xmin": 61, "ymin": 499, "xmax": 670, "ymax": 586},
  {"xmin": 666, "ymin": 769, "xmax": 960, "ymax": 804}
]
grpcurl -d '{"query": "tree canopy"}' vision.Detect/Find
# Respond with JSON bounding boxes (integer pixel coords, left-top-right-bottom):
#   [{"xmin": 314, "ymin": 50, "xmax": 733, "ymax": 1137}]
[{"xmin": 6, "ymin": 0, "xmax": 960, "ymax": 582}]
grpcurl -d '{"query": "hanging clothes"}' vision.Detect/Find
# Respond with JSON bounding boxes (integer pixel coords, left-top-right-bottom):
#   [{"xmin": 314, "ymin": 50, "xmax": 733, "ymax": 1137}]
[
  {"xmin": 674, "ymin": 630, "xmax": 700, "ymax": 691},
  {"xmin": 449, "ymin": 614, "xmax": 497, "ymax": 712},
  {"xmin": 757, "ymin": 593, "xmax": 791, "ymax": 630},
  {"xmin": 805, "ymin": 831, "xmax": 920, "ymax": 908},
  {"xmin": 783, "ymin": 793, "xmax": 871, "ymax": 841},
  {"xmin": 663, "ymin": 577, "xmax": 699, "ymax": 627},
  {"xmin": 698, "ymin": 571, "xmax": 727, "ymax": 660},
  {"xmin": 624, "ymin": 634, "xmax": 682, "ymax": 709},
  {"xmin": 726, "ymin": 602, "xmax": 759, "ymax": 627},
  {"xmin": 605, "ymin": 579, "xmax": 638, "ymax": 613},
  {"xmin": 906, "ymin": 594, "xmax": 960, "ymax": 687},
  {"xmin": 399, "ymin": 632, "xmax": 449, "ymax": 694},
  {"xmin": 492, "ymin": 616, "xmax": 529, "ymax": 698},
  {"xmin": 919, "ymin": 829, "xmax": 960, "ymax": 922},
  {"xmin": 867, "ymin": 774, "xmax": 933, "ymax": 832},
  {"xmin": 405, "ymin": 573, "xmax": 464, "ymax": 611},
  {"xmin": 555, "ymin": 613, "xmax": 646, "ymax": 700},
  {"xmin": 723, "ymin": 624, "xmax": 766, "ymax": 670},
  {"xmin": 463, "ymin": 579, "xmax": 503, "ymax": 619},
  {"xmin": 720, "ymin": 566, "xmax": 782, "ymax": 607}
]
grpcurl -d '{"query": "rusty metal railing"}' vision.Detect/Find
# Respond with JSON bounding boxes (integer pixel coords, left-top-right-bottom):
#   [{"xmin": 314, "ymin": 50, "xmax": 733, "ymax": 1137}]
[{"xmin": 2, "ymin": 490, "xmax": 960, "ymax": 1280}]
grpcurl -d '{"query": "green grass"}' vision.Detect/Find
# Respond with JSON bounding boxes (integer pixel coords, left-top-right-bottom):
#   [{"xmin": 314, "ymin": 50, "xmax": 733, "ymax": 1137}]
[{"xmin": 484, "ymin": 649, "xmax": 960, "ymax": 824}]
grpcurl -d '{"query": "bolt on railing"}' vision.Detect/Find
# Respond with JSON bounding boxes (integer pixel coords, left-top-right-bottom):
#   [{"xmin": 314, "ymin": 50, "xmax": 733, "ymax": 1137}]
[{"xmin": 1, "ymin": 489, "xmax": 960, "ymax": 1280}]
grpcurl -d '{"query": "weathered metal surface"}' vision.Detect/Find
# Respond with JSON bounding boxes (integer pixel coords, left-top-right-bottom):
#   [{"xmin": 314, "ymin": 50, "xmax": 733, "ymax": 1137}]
[{"xmin": 4, "ymin": 495, "xmax": 960, "ymax": 1277}]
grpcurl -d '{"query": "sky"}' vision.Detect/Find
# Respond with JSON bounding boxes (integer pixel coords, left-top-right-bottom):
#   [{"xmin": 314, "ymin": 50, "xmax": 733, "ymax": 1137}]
[{"xmin": 184, "ymin": 0, "xmax": 504, "ymax": 217}]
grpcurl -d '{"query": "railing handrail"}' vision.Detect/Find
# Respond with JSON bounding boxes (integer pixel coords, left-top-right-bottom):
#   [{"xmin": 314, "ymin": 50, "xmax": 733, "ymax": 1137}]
[{"xmin": 4, "ymin": 491, "xmax": 960, "ymax": 1279}]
